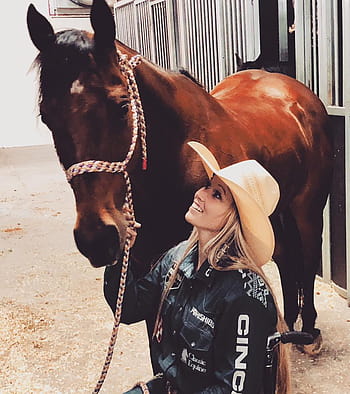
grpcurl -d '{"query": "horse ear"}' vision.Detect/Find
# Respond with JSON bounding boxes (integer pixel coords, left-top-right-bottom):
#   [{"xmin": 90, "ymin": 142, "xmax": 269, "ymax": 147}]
[
  {"xmin": 91, "ymin": 0, "xmax": 116, "ymax": 50},
  {"xmin": 27, "ymin": 4, "xmax": 55, "ymax": 52}
]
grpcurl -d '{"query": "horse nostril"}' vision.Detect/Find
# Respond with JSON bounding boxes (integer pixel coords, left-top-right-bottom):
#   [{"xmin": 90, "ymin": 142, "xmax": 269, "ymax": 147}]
[{"xmin": 73, "ymin": 225, "xmax": 120, "ymax": 267}]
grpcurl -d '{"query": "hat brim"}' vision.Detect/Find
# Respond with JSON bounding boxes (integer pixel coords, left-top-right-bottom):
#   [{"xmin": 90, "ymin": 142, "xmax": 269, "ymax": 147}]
[{"xmin": 188, "ymin": 141, "xmax": 275, "ymax": 267}]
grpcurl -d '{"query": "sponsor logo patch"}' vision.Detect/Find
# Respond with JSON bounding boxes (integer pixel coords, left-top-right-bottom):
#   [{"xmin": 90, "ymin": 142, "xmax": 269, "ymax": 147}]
[{"xmin": 190, "ymin": 306, "xmax": 215, "ymax": 329}]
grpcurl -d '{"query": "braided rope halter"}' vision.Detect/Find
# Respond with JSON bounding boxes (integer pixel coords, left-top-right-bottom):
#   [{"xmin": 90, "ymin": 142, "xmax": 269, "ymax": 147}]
[{"xmin": 65, "ymin": 50, "xmax": 148, "ymax": 394}]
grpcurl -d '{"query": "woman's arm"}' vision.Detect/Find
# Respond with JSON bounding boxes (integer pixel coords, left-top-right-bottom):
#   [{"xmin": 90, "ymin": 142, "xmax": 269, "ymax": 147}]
[
  {"xmin": 196, "ymin": 295, "xmax": 276, "ymax": 393},
  {"xmin": 103, "ymin": 254, "xmax": 165, "ymax": 324}
]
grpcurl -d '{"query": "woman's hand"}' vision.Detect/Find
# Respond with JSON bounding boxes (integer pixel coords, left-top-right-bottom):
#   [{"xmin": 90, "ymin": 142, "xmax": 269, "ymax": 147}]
[
  {"xmin": 123, "ymin": 206, "xmax": 141, "ymax": 248},
  {"xmin": 126, "ymin": 221, "xmax": 141, "ymax": 248}
]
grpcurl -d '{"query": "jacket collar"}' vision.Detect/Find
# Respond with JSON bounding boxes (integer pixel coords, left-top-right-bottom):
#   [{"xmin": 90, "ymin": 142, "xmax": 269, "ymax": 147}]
[{"xmin": 179, "ymin": 244, "xmax": 216, "ymax": 284}]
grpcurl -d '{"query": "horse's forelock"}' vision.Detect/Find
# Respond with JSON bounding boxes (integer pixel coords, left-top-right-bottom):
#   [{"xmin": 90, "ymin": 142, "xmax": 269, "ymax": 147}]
[
  {"xmin": 55, "ymin": 29, "xmax": 93, "ymax": 54},
  {"xmin": 37, "ymin": 29, "xmax": 94, "ymax": 100}
]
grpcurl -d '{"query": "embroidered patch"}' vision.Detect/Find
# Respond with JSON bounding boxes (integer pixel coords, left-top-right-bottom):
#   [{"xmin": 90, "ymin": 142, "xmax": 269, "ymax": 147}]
[
  {"xmin": 190, "ymin": 306, "xmax": 215, "ymax": 329},
  {"xmin": 180, "ymin": 348, "xmax": 207, "ymax": 373},
  {"xmin": 164, "ymin": 262, "xmax": 184, "ymax": 290},
  {"xmin": 239, "ymin": 270, "xmax": 269, "ymax": 307}
]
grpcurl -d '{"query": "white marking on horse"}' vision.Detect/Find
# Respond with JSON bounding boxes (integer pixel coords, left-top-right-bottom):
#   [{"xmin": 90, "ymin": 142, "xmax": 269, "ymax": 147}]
[{"xmin": 70, "ymin": 79, "xmax": 84, "ymax": 94}]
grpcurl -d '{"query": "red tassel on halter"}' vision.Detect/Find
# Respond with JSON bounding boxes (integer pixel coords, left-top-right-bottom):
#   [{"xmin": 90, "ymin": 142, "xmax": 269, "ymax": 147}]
[{"xmin": 142, "ymin": 158, "xmax": 148, "ymax": 170}]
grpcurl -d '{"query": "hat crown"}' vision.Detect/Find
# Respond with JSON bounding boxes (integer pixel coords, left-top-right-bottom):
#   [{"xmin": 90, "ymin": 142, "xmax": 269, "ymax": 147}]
[{"xmin": 218, "ymin": 160, "xmax": 279, "ymax": 216}]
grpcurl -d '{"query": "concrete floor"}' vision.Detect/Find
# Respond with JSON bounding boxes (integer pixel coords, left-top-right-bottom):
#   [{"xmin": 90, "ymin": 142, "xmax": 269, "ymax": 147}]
[{"xmin": 1, "ymin": 145, "xmax": 350, "ymax": 393}]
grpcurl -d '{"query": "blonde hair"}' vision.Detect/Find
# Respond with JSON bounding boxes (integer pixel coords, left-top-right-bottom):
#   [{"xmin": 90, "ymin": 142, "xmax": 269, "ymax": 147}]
[{"xmin": 153, "ymin": 204, "xmax": 291, "ymax": 393}]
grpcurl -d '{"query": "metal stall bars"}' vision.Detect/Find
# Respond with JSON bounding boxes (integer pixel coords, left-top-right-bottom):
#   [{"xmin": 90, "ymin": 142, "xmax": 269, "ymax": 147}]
[
  {"xmin": 114, "ymin": 0, "xmax": 139, "ymax": 53},
  {"xmin": 174, "ymin": 0, "xmax": 260, "ymax": 91},
  {"xmin": 114, "ymin": 0, "xmax": 260, "ymax": 92},
  {"xmin": 295, "ymin": 0, "xmax": 349, "ymax": 302},
  {"xmin": 114, "ymin": 0, "xmax": 173, "ymax": 69}
]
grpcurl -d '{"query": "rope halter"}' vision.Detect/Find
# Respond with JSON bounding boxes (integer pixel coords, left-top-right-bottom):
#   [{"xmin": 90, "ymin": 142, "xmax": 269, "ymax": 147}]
[
  {"xmin": 65, "ymin": 50, "xmax": 147, "ymax": 183},
  {"xmin": 63, "ymin": 50, "xmax": 146, "ymax": 394}
]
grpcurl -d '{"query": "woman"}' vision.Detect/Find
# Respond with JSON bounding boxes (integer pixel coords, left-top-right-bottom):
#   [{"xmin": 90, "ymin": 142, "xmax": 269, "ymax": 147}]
[{"xmin": 104, "ymin": 141, "xmax": 290, "ymax": 393}]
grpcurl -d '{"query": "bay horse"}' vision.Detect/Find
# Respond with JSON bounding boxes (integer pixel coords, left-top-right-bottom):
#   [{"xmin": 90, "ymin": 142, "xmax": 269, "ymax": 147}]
[{"xmin": 27, "ymin": 0, "xmax": 332, "ymax": 356}]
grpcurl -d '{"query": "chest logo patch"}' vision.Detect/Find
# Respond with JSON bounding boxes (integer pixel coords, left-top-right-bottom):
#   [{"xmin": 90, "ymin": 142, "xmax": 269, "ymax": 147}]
[
  {"xmin": 181, "ymin": 348, "xmax": 207, "ymax": 373},
  {"xmin": 190, "ymin": 306, "xmax": 215, "ymax": 329}
]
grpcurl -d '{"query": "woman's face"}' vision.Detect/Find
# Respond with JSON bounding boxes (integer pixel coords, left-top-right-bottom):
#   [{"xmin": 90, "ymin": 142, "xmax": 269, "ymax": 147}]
[{"xmin": 185, "ymin": 175, "xmax": 234, "ymax": 235}]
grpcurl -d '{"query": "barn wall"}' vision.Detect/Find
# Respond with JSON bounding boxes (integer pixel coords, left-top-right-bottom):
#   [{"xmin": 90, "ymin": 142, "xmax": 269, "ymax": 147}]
[{"xmin": 0, "ymin": 1, "xmax": 90, "ymax": 148}]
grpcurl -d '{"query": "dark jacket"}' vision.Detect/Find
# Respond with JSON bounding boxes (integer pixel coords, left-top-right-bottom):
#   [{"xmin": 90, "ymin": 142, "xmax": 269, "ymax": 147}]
[{"xmin": 104, "ymin": 241, "xmax": 277, "ymax": 393}]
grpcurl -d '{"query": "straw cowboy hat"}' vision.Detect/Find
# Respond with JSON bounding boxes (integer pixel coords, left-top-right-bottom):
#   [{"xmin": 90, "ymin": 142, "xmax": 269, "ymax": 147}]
[{"xmin": 188, "ymin": 141, "xmax": 280, "ymax": 267}]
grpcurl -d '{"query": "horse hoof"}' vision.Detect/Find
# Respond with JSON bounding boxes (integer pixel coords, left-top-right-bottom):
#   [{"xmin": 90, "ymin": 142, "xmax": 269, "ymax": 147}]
[{"xmin": 297, "ymin": 332, "xmax": 323, "ymax": 355}]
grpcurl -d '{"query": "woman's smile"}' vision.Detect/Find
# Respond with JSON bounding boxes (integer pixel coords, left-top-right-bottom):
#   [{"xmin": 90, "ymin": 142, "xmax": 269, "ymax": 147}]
[{"xmin": 189, "ymin": 199, "xmax": 204, "ymax": 213}]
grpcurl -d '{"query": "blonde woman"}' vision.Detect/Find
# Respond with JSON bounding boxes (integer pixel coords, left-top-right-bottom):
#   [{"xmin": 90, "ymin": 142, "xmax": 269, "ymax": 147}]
[{"xmin": 104, "ymin": 141, "xmax": 290, "ymax": 393}]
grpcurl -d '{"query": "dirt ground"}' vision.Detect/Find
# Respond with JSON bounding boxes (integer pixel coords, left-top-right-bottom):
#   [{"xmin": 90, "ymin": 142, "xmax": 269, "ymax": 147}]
[{"xmin": 1, "ymin": 145, "xmax": 350, "ymax": 394}]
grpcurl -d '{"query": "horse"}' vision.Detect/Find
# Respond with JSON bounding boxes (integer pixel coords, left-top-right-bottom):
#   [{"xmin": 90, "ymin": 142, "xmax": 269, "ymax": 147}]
[{"xmin": 27, "ymin": 0, "xmax": 333, "ymax": 356}]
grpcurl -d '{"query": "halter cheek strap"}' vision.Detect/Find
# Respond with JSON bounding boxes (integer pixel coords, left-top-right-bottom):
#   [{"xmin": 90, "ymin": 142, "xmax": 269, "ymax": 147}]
[{"xmin": 65, "ymin": 51, "xmax": 147, "ymax": 183}]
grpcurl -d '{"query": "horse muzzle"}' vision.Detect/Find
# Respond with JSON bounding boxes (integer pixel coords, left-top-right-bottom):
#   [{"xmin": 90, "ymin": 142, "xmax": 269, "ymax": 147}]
[{"xmin": 73, "ymin": 224, "xmax": 122, "ymax": 268}]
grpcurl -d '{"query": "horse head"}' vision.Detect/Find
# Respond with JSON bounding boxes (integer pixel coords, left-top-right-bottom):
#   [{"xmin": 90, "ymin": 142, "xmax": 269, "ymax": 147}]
[{"xmin": 27, "ymin": 0, "xmax": 143, "ymax": 267}]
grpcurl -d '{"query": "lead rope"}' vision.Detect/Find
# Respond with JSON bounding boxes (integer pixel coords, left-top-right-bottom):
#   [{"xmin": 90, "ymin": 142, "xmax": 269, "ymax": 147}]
[{"xmin": 65, "ymin": 51, "xmax": 148, "ymax": 394}]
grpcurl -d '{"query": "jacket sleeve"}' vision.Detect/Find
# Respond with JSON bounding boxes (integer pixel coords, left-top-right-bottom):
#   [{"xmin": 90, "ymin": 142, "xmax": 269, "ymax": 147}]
[
  {"xmin": 196, "ymin": 295, "xmax": 276, "ymax": 394},
  {"xmin": 103, "ymin": 255, "xmax": 165, "ymax": 324}
]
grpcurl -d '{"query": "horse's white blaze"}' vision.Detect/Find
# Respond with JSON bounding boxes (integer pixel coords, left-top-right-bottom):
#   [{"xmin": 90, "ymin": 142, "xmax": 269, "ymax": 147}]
[{"xmin": 70, "ymin": 79, "xmax": 85, "ymax": 94}]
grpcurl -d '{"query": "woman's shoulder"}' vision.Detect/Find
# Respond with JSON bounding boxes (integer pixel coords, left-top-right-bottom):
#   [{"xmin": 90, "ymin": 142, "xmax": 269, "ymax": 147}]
[
  {"xmin": 164, "ymin": 240, "xmax": 191, "ymax": 261},
  {"xmin": 219, "ymin": 269, "xmax": 274, "ymax": 309},
  {"xmin": 155, "ymin": 240, "xmax": 193, "ymax": 271}
]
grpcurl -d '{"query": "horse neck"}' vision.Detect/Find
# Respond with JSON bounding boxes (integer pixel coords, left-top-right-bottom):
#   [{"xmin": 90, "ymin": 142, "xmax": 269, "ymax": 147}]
[
  {"xmin": 116, "ymin": 41, "xmax": 225, "ymax": 130},
  {"xmin": 132, "ymin": 59, "xmax": 222, "ymax": 139}
]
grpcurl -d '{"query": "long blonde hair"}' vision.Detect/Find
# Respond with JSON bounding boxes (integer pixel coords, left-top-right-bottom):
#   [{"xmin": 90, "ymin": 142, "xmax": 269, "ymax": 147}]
[{"xmin": 153, "ymin": 205, "xmax": 291, "ymax": 394}]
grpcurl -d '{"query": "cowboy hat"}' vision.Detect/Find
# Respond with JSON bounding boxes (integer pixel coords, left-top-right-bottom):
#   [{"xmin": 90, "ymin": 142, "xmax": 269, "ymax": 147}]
[{"xmin": 188, "ymin": 141, "xmax": 280, "ymax": 266}]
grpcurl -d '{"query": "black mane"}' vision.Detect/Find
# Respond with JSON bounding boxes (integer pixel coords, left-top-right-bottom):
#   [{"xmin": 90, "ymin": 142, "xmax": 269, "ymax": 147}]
[{"xmin": 179, "ymin": 68, "xmax": 204, "ymax": 88}]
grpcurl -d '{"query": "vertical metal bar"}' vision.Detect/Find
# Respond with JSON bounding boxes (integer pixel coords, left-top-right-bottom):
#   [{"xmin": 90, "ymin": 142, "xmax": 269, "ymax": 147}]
[
  {"xmin": 244, "ymin": 0, "xmax": 253, "ymax": 60},
  {"xmin": 322, "ymin": 198, "xmax": 332, "ymax": 283},
  {"xmin": 318, "ymin": 0, "xmax": 329, "ymax": 104},
  {"xmin": 197, "ymin": 0, "xmax": 206, "ymax": 87},
  {"xmin": 148, "ymin": 0, "xmax": 157, "ymax": 63},
  {"xmin": 333, "ymin": 0, "xmax": 340, "ymax": 106},
  {"xmin": 253, "ymin": 0, "xmax": 261, "ymax": 59},
  {"xmin": 187, "ymin": 0, "xmax": 195, "ymax": 79},
  {"xmin": 343, "ymin": 0, "xmax": 350, "ymax": 304},
  {"xmin": 240, "ymin": 0, "xmax": 247, "ymax": 62},
  {"xmin": 133, "ymin": 2, "xmax": 140, "ymax": 52},
  {"xmin": 177, "ymin": 0, "xmax": 188, "ymax": 69},
  {"xmin": 346, "ymin": 115, "xmax": 350, "ymax": 305},
  {"xmin": 231, "ymin": 0, "xmax": 240, "ymax": 71},
  {"xmin": 166, "ymin": 0, "xmax": 177, "ymax": 69},
  {"xmin": 203, "ymin": 0, "xmax": 211, "ymax": 88},
  {"xmin": 311, "ymin": 0, "xmax": 319, "ymax": 95},
  {"xmin": 235, "ymin": 0, "xmax": 243, "ymax": 63},
  {"xmin": 305, "ymin": 0, "xmax": 313, "ymax": 89},
  {"xmin": 278, "ymin": 0, "xmax": 288, "ymax": 61},
  {"xmin": 222, "ymin": 1, "xmax": 233, "ymax": 75},
  {"xmin": 209, "ymin": 0, "xmax": 218, "ymax": 88},
  {"xmin": 216, "ymin": 0, "xmax": 225, "ymax": 80},
  {"xmin": 294, "ymin": 0, "xmax": 306, "ymax": 82}
]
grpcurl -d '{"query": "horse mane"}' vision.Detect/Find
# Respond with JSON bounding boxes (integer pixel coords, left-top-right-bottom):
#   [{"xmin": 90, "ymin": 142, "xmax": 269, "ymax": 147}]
[{"xmin": 178, "ymin": 68, "xmax": 204, "ymax": 89}]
